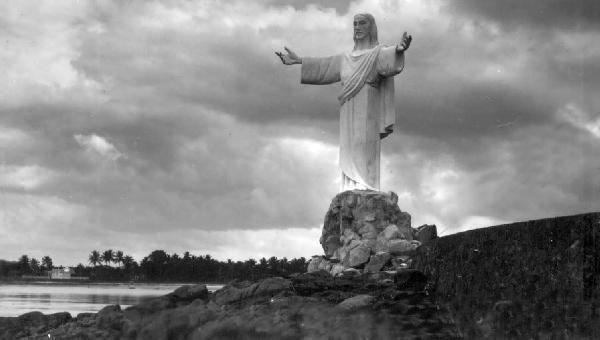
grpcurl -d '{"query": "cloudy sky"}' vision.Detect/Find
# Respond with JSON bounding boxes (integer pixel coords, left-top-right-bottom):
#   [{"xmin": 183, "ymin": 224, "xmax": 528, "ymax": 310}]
[{"xmin": 1, "ymin": 0, "xmax": 599, "ymax": 265}]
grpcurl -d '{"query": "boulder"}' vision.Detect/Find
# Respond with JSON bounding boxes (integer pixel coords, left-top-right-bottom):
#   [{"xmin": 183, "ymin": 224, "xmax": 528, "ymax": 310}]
[
  {"xmin": 357, "ymin": 222, "xmax": 378, "ymax": 239},
  {"xmin": 340, "ymin": 229, "xmax": 360, "ymax": 246},
  {"xmin": 415, "ymin": 224, "xmax": 437, "ymax": 244},
  {"xmin": 397, "ymin": 225, "xmax": 414, "ymax": 240},
  {"xmin": 76, "ymin": 313, "xmax": 95, "ymax": 321},
  {"xmin": 0, "ymin": 311, "xmax": 73, "ymax": 339},
  {"xmin": 344, "ymin": 243, "xmax": 371, "ymax": 268},
  {"xmin": 389, "ymin": 239, "xmax": 421, "ymax": 255},
  {"xmin": 170, "ymin": 284, "xmax": 209, "ymax": 301},
  {"xmin": 342, "ymin": 268, "xmax": 361, "ymax": 277},
  {"xmin": 336, "ymin": 294, "xmax": 376, "ymax": 312},
  {"xmin": 317, "ymin": 258, "xmax": 333, "ymax": 272},
  {"xmin": 321, "ymin": 235, "xmax": 341, "ymax": 258},
  {"xmin": 96, "ymin": 305, "xmax": 123, "ymax": 330},
  {"xmin": 124, "ymin": 295, "xmax": 174, "ymax": 320},
  {"xmin": 375, "ymin": 233, "xmax": 415, "ymax": 253},
  {"xmin": 364, "ymin": 252, "xmax": 391, "ymax": 273},
  {"xmin": 381, "ymin": 224, "xmax": 399, "ymax": 239},
  {"xmin": 379, "ymin": 224, "xmax": 413, "ymax": 241},
  {"xmin": 330, "ymin": 263, "xmax": 345, "ymax": 277},
  {"xmin": 212, "ymin": 277, "xmax": 291, "ymax": 305},
  {"xmin": 290, "ymin": 270, "xmax": 333, "ymax": 294},
  {"xmin": 307, "ymin": 256, "xmax": 324, "ymax": 273}
]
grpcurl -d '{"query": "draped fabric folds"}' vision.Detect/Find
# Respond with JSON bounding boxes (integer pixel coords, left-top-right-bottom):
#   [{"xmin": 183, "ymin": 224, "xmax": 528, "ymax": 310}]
[
  {"xmin": 301, "ymin": 45, "xmax": 404, "ymax": 191},
  {"xmin": 337, "ymin": 46, "xmax": 382, "ymax": 105}
]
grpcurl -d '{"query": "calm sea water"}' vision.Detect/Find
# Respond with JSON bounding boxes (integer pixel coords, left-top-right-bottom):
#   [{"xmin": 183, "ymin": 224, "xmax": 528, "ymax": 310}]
[{"xmin": 0, "ymin": 282, "xmax": 224, "ymax": 317}]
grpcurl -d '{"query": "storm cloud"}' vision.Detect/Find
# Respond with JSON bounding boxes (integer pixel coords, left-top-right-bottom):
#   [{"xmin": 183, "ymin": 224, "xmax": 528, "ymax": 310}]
[{"xmin": 1, "ymin": 0, "xmax": 598, "ymax": 265}]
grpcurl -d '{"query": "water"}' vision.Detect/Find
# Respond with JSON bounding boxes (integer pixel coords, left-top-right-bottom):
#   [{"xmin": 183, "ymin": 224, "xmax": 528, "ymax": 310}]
[{"xmin": 0, "ymin": 282, "xmax": 224, "ymax": 317}]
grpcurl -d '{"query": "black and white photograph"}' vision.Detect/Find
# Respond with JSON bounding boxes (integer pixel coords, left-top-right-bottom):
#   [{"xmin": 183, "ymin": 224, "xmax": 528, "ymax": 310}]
[{"xmin": 1, "ymin": 0, "xmax": 599, "ymax": 338}]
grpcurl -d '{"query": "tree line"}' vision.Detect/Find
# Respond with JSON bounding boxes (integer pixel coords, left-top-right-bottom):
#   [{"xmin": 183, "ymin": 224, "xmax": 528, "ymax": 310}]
[
  {"xmin": 0, "ymin": 254, "xmax": 53, "ymax": 277},
  {"xmin": 0, "ymin": 250, "xmax": 308, "ymax": 283}
]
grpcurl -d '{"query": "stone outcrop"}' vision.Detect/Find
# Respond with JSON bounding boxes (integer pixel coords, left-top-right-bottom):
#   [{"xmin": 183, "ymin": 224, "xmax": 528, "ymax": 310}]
[
  {"xmin": 364, "ymin": 251, "xmax": 391, "ymax": 273},
  {"xmin": 0, "ymin": 272, "xmax": 461, "ymax": 339},
  {"xmin": 0, "ymin": 311, "xmax": 72, "ymax": 339},
  {"xmin": 321, "ymin": 190, "xmax": 410, "ymax": 258},
  {"xmin": 335, "ymin": 294, "xmax": 375, "ymax": 312},
  {"xmin": 211, "ymin": 277, "xmax": 290, "ymax": 305},
  {"xmin": 310, "ymin": 190, "xmax": 437, "ymax": 277},
  {"xmin": 414, "ymin": 224, "xmax": 437, "ymax": 244}
]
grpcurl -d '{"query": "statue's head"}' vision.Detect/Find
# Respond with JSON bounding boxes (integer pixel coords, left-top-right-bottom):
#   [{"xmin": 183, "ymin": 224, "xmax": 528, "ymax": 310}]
[{"xmin": 353, "ymin": 13, "xmax": 378, "ymax": 48}]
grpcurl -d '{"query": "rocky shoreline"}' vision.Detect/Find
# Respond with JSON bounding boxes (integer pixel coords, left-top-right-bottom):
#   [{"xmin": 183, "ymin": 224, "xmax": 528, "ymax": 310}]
[{"xmin": 0, "ymin": 268, "xmax": 461, "ymax": 339}]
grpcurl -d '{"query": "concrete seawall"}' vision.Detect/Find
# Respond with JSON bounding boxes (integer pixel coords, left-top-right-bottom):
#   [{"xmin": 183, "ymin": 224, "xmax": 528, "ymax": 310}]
[{"xmin": 415, "ymin": 212, "xmax": 600, "ymax": 338}]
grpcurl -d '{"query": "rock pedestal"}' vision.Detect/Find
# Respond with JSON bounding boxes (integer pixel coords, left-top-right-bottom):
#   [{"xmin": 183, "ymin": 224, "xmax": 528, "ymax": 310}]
[{"xmin": 309, "ymin": 190, "xmax": 437, "ymax": 276}]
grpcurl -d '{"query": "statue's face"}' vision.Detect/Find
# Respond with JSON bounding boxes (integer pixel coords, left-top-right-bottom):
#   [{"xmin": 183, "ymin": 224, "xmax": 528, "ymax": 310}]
[{"xmin": 353, "ymin": 15, "xmax": 370, "ymax": 41}]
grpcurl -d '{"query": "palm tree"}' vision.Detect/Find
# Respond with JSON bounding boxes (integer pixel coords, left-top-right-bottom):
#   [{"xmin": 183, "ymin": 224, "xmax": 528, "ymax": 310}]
[
  {"xmin": 18, "ymin": 255, "xmax": 30, "ymax": 274},
  {"xmin": 42, "ymin": 256, "xmax": 53, "ymax": 271},
  {"xmin": 75, "ymin": 263, "xmax": 86, "ymax": 276},
  {"xmin": 122, "ymin": 255, "xmax": 135, "ymax": 269},
  {"xmin": 89, "ymin": 250, "xmax": 101, "ymax": 267},
  {"xmin": 115, "ymin": 250, "xmax": 124, "ymax": 267},
  {"xmin": 268, "ymin": 256, "xmax": 279, "ymax": 275},
  {"xmin": 18, "ymin": 254, "xmax": 29, "ymax": 265},
  {"xmin": 29, "ymin": 258, "xmax": 40, "ymax": 275},
  {"xmin": 101, "ymin": 249, "xmax": 114, "ymax": 266}
]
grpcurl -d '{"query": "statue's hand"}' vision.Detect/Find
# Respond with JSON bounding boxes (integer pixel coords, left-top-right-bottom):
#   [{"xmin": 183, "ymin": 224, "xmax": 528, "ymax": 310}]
[
  {"xmin": 275, "ymin": 46, "xmax": 302, "ymax": 65},
  {"xmin": 397, "ymin": 32, "xmax": 412, "ymax": 52}
]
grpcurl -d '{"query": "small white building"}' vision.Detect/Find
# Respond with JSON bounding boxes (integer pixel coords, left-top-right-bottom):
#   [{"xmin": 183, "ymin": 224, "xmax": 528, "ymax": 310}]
[{"xmin": 50, "ymin": 268, "xmax": 71, "ymax": 280}]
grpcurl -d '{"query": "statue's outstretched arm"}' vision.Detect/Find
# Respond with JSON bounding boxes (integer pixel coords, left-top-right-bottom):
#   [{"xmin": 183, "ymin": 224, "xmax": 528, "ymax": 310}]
[
  {"xmin": 396, "ymin": 32, "xmax": 412, "ymax": 53},
  {"xmin": 275, "ymin": 46, "xmax": 302, "ymax": 65}
]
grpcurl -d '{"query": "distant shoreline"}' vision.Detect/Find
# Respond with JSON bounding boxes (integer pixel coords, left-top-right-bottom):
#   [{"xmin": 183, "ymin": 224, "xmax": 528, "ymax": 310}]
[{"xmin": 0, "ymin": 278, "xmax": 226, "ymax": 286}]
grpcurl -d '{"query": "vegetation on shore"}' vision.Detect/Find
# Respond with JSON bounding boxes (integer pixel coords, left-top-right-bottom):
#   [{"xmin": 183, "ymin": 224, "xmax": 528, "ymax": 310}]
[{"xmin": 0, "ymin": 250, "xmax": 307, "ymax": 283}]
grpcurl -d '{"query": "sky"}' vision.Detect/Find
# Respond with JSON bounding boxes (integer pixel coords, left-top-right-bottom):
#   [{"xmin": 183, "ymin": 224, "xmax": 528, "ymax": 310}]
[{"xmin": 1, "ymin": 0, "xmax": 599, "ymax": 266}]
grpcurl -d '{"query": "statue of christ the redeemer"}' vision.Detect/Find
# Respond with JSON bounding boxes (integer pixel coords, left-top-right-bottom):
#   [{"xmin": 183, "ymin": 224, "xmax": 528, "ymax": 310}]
[{"xmin": 276, "ymin": 13, "xmax": 412, "ymax": 192}]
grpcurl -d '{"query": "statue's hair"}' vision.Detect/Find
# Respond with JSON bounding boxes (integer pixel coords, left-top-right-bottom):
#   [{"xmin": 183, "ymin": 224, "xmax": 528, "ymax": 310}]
[{"xmin": 353, "ymin": 13, "xmax": 379, "ymax": 48}]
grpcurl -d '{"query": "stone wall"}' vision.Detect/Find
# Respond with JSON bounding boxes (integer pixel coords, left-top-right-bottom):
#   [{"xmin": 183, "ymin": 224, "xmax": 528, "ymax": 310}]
[{"xmin": 414, "ymin": 212, "xmax": 600, "ymax": 339}]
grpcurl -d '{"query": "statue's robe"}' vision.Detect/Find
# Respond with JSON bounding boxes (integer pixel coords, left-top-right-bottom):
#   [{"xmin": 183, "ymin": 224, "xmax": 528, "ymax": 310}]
[{"xmin": 301, "ymin": 45, "xmax": 405, "ymax": 191}]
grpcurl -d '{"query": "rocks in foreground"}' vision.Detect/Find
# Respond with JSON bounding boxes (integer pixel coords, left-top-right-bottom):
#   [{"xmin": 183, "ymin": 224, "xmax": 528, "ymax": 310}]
[
  {"xmin": 0, "ymin": 271, "xmax": 461, "ymax": 339},
  {"xmin": 0, "ymin": 312, "xmax": 72, "ymax": 339}
]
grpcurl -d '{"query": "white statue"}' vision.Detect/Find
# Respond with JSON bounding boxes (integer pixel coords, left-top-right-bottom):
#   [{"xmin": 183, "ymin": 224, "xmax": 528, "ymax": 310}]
[{"xmin": 276, "ymin": 13, "xmax": 412, "ymax": 191}]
